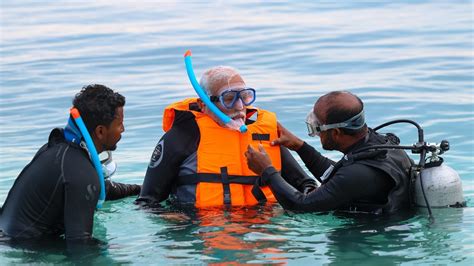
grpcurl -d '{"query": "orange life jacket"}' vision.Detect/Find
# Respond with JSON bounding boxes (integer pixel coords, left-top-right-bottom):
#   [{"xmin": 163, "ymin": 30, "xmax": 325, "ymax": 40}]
[{"xmin": 163, "ymin": 98, "xmax": 282, "ymax": 207}]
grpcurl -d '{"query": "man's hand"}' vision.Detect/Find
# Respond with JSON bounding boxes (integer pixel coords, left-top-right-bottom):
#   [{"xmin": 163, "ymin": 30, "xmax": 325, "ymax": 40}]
[
  {"xmin": 245, "ymin": 144, "xmax": 273, "ymax": 176},
  {"xmin": 271, "ymin": 122, "xmax": 304, "ymax": 151}
]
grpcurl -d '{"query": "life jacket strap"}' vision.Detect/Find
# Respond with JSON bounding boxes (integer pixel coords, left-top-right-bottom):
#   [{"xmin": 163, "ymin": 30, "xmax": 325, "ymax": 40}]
[
  {"xmin": 176, "ymin": 173, "xmax": 259, "ymax": 185},
  {"xmin": 220, "ymin": 167, "xmax": 231, "ymax": 205},
  {"xmin": 251, "ymin": 179, "xmax": 267, "ymax": 203}
]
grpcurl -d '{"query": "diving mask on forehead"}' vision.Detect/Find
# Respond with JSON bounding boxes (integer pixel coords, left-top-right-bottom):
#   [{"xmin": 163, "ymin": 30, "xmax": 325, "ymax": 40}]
[
  {"xmin": 305, "ymin": 109, "xmax": 366, "ymax": 137},
  {"xmin": 100, "ymin": 151, "xmax": 117, "ymax": 179}
]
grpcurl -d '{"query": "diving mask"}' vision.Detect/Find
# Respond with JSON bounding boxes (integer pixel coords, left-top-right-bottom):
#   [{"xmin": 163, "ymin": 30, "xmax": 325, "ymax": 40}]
[
  {"xmin": 210, "ymin": 88, "xmax": 256, "ymax": 109},
  {"xmin": 305, "ymin": 109, "xmax": 366, "ymax": 137},
  {"xmin": 100, "ymin": 151, "xmax": 117, "ymax": 179}
]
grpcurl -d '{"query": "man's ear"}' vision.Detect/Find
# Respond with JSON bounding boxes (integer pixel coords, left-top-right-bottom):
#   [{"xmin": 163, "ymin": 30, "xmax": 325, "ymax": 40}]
[
  {"xmin": 94, "ymin": 125, "xmax": 107, "ymax": 141},
  {"xmin": 332, "ymin": 128, "xmax": 342, "ymax": 139}
]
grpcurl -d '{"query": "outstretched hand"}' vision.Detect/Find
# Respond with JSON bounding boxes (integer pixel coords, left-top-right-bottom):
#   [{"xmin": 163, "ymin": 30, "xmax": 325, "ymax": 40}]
[
  {"xmin": 244, "ymin": 144, "xmax": 273, "ymax": 176},
  {"xmin": 271, "ymin": 122, "xmax": 304, "ymax": 151}
]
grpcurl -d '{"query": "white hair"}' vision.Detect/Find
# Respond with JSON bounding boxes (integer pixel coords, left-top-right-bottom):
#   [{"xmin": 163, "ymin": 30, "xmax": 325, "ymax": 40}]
[{"xmin": 199, "ymin": 66, "xmax": 242, "ymax": 95}]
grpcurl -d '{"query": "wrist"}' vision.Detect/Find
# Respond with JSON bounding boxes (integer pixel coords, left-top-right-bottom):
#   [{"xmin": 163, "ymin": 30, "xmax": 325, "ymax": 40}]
[
  {"xmin": 293, "ymin": 139, "xmax": 304, "ymax": 150},
  {"xmin": 292, "ymin": 139, "xmax": 305, "ymax": 152},
  {"xmin": 261, "ymin": 166, "xmax": 278, "ymax": 178}
]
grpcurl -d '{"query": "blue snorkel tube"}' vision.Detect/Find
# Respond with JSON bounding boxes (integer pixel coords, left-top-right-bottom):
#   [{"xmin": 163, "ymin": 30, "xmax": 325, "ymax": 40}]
[
  {"xmin": 70, "ymin": 108, "xmax": 106, "ymax": 208},
  {"xmin": 184, "ymin": 50, "xmax": 247, "ymax": 133}
]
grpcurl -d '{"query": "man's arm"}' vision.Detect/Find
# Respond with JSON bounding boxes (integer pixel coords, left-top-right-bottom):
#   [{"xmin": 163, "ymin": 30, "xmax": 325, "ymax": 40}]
[
  {"xmin": 296, "ymin": 142, "xmax": 336, "ymax": 183},
  {"xmin": 105, "ymin": 180, "xmax": 141, "ymax": 201},
  {"xmin": 279, "ymin": 146, "xmax": 317, "ymax": 192},
  {"xmin": 269, "ymin": 122, "xmax": 335, "ymax": 183},
  {"xmin": 261, "ymin": 163, "xmax": 392, "ymax": 212},
  {"xmin": 136, "ymin": 113, "xmax": 199, "ymax": 206},
  {"xmin": 136, "ymin": 134, "xmax": 179, "ymax": 205}
]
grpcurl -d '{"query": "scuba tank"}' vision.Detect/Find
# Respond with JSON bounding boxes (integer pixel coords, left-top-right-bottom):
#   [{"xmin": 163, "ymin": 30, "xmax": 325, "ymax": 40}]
[
  {"xmin": 414, "ymin": 141, "xmax": 465, "ymax": 208},
  {"xmin": 356, "ymin": 119, "xmax": 466, "ymax": 220}
]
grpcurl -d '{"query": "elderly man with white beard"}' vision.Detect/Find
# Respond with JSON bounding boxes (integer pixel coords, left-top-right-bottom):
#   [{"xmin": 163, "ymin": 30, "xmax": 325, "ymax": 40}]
[{"xmin": 136, "ymin": 66, "xmax": 316, "ymax": 208}]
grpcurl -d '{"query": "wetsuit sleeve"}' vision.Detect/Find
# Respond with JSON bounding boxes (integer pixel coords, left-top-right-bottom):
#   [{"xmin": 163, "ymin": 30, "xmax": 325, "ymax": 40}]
[
  {"xmin": 105, "ymin": 180, "xmax": 141, "ymax": 201},
  {"xmin": 279, "ymin": 146, "xmax": 317, "ymax": 192},
  {"xmin": 261, "ymin": 163, "xmax": 393, "ymax": 212},
  {"xmin": 137, "ymin": 112, "xmax": 199, "ymax": 206},
  {"xmin": 62, "ymin": 149, "xmax": 98, "ymax": 241},
  {"xmin": 296, "ymin": 142, "xmax": 336, "ymax": 183}
]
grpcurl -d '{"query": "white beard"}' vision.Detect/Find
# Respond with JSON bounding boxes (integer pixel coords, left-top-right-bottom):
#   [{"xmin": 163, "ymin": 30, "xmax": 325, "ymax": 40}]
[
  {"xmin": 203, "ymin": 106, "xmax": 246, "ymax": 130},
  {"xmin": 232, "ymin": 117, "xmax": 245, "ymax": 127}
]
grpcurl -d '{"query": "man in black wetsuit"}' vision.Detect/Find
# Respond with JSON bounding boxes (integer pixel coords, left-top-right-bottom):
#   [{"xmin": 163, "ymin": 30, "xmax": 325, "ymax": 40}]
[
  {"xmin": 245, "ymin": 91, "xmax": 413, "ymax": 214},
  {"xmin": 137, "ymin": 66, "xmax": 316, "ymax": 207},
  {"xmin": 0, "ymin": 84, "xmax": 140, "ymax": 242}
]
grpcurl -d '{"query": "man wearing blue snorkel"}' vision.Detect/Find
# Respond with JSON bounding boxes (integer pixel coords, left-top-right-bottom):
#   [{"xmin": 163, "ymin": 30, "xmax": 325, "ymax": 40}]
[
  {"xmin": 0, "ymin": 84, "xmax": 140, "ymax": 242},
  {"xmin": 245, "ymin": 91, "xmax": 413, "ymax": 214},
  {"xmin": 137, "ymin": 66, "xmax": 316, "ymax": 207}
]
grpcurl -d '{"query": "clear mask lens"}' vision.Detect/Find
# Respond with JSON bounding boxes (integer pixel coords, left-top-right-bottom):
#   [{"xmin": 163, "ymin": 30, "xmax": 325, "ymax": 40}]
[
  {"xmin": 304, "ymin": 109, "xmax": 366, "ymax": 136},
  {"xmin": 305, "ymin": 110, "xmax": 320, "ymax": 137},
  {"xmin": 220, "ymin": 88, "xmax": 256, "ymax": 109},
  {"xmin": 100, "ymin": 151, "xmax": 117, "ymax": 179}
]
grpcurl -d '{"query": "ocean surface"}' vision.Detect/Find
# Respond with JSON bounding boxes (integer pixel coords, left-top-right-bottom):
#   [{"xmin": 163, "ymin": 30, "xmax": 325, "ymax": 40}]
[{"xmin": 1, "ymin": 0, "xmax": 473, "ymax": 264}]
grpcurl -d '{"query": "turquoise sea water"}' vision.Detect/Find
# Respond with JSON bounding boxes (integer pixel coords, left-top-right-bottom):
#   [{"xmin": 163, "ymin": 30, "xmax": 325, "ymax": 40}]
[{"xmin": 1, "ymin": 1, "xmax": 473, "ymax": 264}]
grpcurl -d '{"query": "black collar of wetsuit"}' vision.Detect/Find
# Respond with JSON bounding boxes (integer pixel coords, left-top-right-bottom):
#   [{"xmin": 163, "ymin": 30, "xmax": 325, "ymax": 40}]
[
  {"xmin": 343, "ymin": 128, "xmax": 392, "ymax": 155},
  {"xmin": 321, "ymin": 129, "xmax": 389, "ymax": 184},
  {"xmin": 342, "ymin": 132, "xmax": 371, "ymax": 155},
  {"xmin": 343, "ymin": 129, "xmax": 389, "ymax": 164},
  {"xmin": 48, "ymin": 128, "xmax": 85, "ymax": 153}
]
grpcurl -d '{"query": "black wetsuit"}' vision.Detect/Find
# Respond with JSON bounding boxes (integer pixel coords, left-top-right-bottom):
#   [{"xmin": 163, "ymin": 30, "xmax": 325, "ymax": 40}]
[
  {"xmin": 105, "ymin": 180, "xmax": 141, "ymax": 201},
  {"xmin": 0, "ymin": 128, "xmax": 140, "ymax": 240},
  {"xmin": 137, "ymin": 110, "xmax": 316, "ymax": 206},
  {"xmin": 260, "ymin": 129, "xmax": 413, "ymax": 214}
]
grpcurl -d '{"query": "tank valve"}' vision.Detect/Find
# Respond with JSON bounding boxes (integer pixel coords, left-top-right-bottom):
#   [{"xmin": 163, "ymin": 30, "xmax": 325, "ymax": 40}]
[{"xmin": 439, "ymin": 140, "xmax": 449, "ymax": 154}]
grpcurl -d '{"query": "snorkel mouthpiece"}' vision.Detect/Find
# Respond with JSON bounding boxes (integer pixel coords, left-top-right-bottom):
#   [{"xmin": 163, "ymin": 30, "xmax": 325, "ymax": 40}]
[
  {"xmin": 184, "ymin": 50, "xmax": 247, "ymax": 133},
  {"xmin": 70, "ymin": 108, "xmax": 106, "ymax": 208}
]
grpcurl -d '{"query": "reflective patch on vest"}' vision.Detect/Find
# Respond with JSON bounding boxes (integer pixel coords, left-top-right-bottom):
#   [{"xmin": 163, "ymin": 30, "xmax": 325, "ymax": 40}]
[
  {"xmin": 149, "ymin": 139, "xmax": 164, "ymax": 168},
  {"xmin": 320, "ymin": 164, "xmax": 335, "ymax": 182},
  {"xmin": 252, "ymin": 133, "xmax": 270, "ymax": 141}
]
